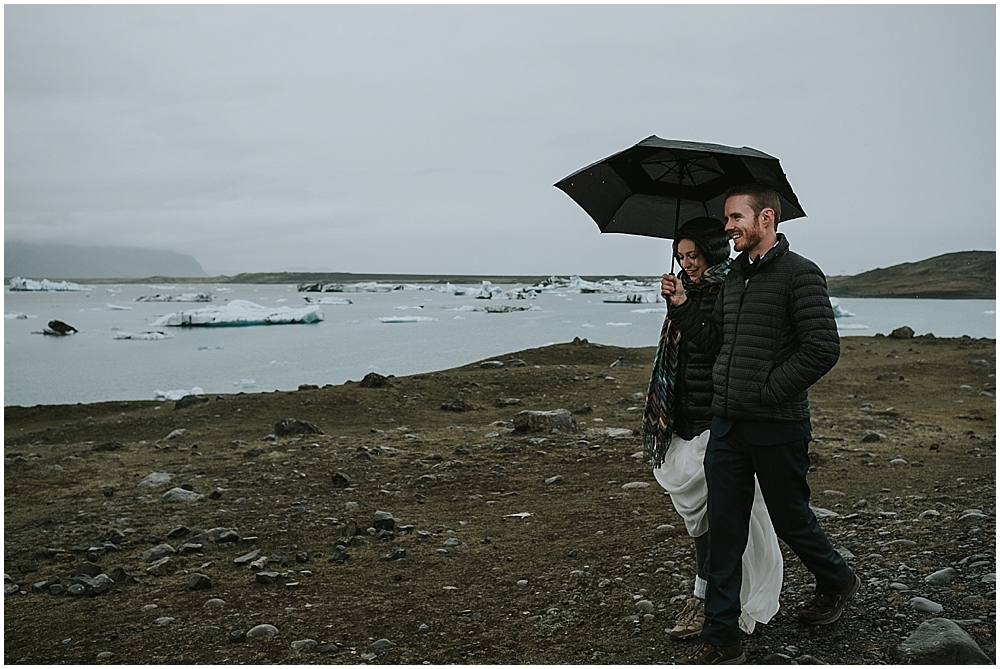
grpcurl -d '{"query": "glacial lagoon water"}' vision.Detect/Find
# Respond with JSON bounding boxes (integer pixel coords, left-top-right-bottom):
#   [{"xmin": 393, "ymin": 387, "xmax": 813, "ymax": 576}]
[{"xmin": 4, "ymin": 282, "xmax": 996, "ymax": 407}]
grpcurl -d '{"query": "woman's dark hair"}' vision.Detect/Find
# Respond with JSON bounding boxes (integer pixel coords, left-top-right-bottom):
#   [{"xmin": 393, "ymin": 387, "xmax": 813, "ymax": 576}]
[{"xmin": 672, "ymin": 217, "xmax": 731, "ymax": 267}]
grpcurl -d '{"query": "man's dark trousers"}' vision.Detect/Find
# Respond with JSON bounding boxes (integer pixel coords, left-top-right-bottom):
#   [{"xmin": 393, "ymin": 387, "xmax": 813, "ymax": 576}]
[{"xmin": 700, "ymin": 417, "xmax": 852, "ymax": 647}]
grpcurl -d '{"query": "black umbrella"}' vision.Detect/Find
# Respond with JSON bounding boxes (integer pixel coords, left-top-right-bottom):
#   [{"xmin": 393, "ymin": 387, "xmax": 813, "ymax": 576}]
[{"xmin": 554, "ymin": 135, "xmax": 805, "ymax": 241}]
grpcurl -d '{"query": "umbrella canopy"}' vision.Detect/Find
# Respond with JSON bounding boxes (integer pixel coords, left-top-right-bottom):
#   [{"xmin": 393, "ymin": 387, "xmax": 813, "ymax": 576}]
[{"xmin": 554, "ymin": 136, "xmax": 806, "ymax": 240}]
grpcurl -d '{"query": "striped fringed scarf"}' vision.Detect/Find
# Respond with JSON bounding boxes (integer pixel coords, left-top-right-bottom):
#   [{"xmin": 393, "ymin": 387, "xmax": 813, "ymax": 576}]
[{"xmin": 642, "ymin": 259, "xmax": 730, "ymax": 469}]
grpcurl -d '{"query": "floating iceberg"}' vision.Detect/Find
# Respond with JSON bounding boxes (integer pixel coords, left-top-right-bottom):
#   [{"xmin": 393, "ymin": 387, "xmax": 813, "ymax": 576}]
[
  {"xmin": 107, "ymin": 303, "xmax": 133, "ymax": 311},
  {"xmin": 115, "ymin": 331, "xmax": 172, "ymax": 340},
  {"xmin": 153, "ymin": 300, "xmax": 324, "ymax": 327},
  {"xmin": 443, "ymin": 304, "xmax": 539, "ymax": 314},
  {"xmin": 5, "ymin": 312, "xmax": 37, "ymax": 320},
  {"xmin": 378, "ymin": 316, "xmax": 437, "ymax": 323},
  {"xmin": 524, "ymin": 275, "xmax": 657, "ymax": 295},
  {"xmin": 136, "ymin": 293, "xmax": 213, "ymax": 303},
  {"xmin": 154, "ymin": 387, "xmax": 204, "ymax": 401},
  {"xmin": 829, "ymin": 297, "xmax": 855, "ymax": 319},
  {"xmin": 9, "ymin": 276, "xmax": 90, "ymax": 292},
  {"xmin": 299, "ymin": 281, "xmax": 408, "ymax": 293},
  {"xmin": 437, "ymin": 281, "xmax": 538, "ymax": 300},
  {"xmin": 484, "ymin": 304, "xmax": 540, "ymax": 314},
  {"xmin": 603, "ymin": 293, "xmax": 657, "ymax": 304},
  {"xmin": 303, "ymin": 296, "xmax": 353, "ymax": 305}
]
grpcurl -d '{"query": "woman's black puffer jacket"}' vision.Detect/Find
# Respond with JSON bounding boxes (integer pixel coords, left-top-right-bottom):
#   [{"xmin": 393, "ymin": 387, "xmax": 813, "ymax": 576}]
[{"xmin": 672, "ymin": 278, "xmax": 722, "ymax": 440}]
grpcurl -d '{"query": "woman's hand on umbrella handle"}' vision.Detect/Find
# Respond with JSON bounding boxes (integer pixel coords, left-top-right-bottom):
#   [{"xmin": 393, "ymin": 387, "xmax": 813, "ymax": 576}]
[{"xmin": 661, "ymin": 274, "xmax": 687, "ymax": 306}]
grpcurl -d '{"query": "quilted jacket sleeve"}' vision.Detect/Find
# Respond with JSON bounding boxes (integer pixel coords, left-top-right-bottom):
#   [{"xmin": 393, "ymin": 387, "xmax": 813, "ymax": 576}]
[{"xmin": 760, "ymin": 260, "xmax": 840, "ymax": 405}]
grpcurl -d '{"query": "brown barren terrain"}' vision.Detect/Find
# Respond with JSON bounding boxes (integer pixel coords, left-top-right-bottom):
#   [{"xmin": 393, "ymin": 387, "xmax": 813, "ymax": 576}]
[{"xmin": 4, "ymin": 334, "xmax": 996, "ymax": 664}]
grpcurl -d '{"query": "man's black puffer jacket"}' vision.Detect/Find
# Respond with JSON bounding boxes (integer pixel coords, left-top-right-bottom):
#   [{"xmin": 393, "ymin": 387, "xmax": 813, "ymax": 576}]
[
  {"xmin": 670, "ymin": 234, "xmax": 840, "ymax": 423},
  {"xmin": 672, "ymin": 279, "xmax": 721, "ymax": 440}
]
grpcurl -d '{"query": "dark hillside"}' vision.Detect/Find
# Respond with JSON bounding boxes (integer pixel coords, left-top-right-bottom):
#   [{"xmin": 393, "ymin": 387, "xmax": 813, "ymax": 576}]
[{"xmin": 826, "ymin": 251, "xmax": 995, "ymax": 299}]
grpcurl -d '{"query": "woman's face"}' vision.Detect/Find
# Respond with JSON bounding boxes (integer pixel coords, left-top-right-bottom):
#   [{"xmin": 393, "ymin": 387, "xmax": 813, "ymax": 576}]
[{"xmin": 676, "ymin": 238, "xmax": 708, "ymax": 283}]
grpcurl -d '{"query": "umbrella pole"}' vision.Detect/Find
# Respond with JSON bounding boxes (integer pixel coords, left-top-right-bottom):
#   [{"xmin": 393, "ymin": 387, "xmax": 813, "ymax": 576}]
[{"xmin": 669, "ymin": 164, "xmax": 684, "ymax": 275}]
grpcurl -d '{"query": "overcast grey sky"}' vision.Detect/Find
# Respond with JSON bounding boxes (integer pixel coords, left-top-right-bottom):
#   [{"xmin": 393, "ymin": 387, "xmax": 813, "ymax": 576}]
[{"xmin": 5, "ymin": 4, "xmax": 995, "ymax": 277}]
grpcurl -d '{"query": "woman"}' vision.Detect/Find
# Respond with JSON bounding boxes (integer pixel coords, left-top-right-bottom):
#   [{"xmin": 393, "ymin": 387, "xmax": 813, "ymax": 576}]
[{"xmin": 641, "ymin": 217, "xmax": 782, "ymax": 641}]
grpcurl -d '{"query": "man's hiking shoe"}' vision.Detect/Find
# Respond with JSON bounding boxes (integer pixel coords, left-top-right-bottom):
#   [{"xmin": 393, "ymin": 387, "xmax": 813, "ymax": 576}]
[
  {"xmin": 670, "ymin": 597, "xmax": 706, "ymax": 640},
  {"xmin": 797, "ymin": 571, "xmax": 861, "ymax": 625},
  {"xmin": 678, "ymin": 643, "xmax": 745, "ymax": 665}
]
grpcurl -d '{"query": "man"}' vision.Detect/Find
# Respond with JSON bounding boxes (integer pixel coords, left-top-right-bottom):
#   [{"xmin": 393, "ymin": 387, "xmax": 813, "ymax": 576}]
[{"xmin": 661, "ymin": 183, "xmax": 859, "ymax": 665}]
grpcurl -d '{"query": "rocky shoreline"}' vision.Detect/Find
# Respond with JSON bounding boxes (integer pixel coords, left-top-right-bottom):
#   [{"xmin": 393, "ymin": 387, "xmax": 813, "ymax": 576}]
[{"xmin": 4, "ymin": 334, "xmax": 995, "ymax": 664}]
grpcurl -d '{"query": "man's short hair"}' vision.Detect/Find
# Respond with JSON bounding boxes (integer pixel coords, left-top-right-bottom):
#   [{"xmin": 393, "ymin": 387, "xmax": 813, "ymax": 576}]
[{"xmin": 724, "ymin": 183, "xmax": 782, "ymax": 226}]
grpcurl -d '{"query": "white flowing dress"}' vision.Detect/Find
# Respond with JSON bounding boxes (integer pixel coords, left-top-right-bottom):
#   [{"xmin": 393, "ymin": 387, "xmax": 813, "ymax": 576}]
[{"xmin": 652, "ymin": 429, "xmax": 783, "ymax": 634}]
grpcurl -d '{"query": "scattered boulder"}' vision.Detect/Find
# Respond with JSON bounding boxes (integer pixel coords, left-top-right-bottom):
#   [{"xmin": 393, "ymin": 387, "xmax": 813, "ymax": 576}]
[
  {"xmin": 359, "ymin": 372, "xmax": 389, "ymax": 388},
  {"xmin": 480, "ymin": 360, "xmax": 504, "ymax": 369},
  {"xmin": 908, "ymin": 597, "xmax": 943, "ymax": 614},
  {"xmin": 968, "ymin": 359, "xmax": 991, "ymax": 368},
  {"xmin": 331, "ymin": 472, "xmax": 352, "ymax": 488},
  {"xmin": 146, "ymin": 557, "xmax": 175, "ymax": 576},
  {"xmin": 246, "ymin": 623, "xmax": 279, "ymax": 639},
  {"xmin": 138, "ymin": 472, "xmax": 173, "ymax": 488},
  {"xmin": 140, "ymin": 544, "xmax": 176, "ymax": 563},
  {"xmin": 234, "ymin": 550, "xmax": 261, "ymax": 565},
  {"xmin": 175, "ymin": 394, "xmax": 209, "ymax": 410},
  {"xmin": 889, "ymin": 326, "xmax": 915, "ymax": 339},
  {"xmin": 924, "ymin": 567, "xmax": 958, "ymax": 586},
  {"xmin": 896, "ymin": 618, "xmax": 992, "ymax": 664},
  {"xmin": 162, "ymin": 487, "xmax": 205, "ymax": 503},
  {"xmin": 256, "ymin": 571, "xmax": 280, "ymax": 585},
  {"xmin": 440, "ymin": 399, "xmax": 466, "ymax": 412},
  {"xmin": 188, "ymin": 573, "xmax": 212, "ymax": 590},
  {"xmin": 513, "ymin": 409, "xmax": 577, "ymax": 434},
  {"xmin": 274, "ymin": 418, "xmax": 323, "ymax": 437},
  {"xmin": 380, "ymin": 548, "xmax": 407, "ymax": 561},
  {"xmin": 861, "ymin": 431, "xmax": 886, "ymax": 443},
  {"xmin": 494, "ymin": 397, "xmax": 522, "ymax": 407},
  {"xmin": 877, "ymin": 372, "xmax": 905, "ymax": 381},
  {"xmin": 372, "ymin": 511, "xmax": 396, "ymax": 532}
]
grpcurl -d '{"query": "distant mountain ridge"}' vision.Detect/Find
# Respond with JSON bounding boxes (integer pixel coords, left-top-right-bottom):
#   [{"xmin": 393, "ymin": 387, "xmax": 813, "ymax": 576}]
[
  {"xmin": 4, "ymin": 245, "xmax": 993, "ymax": 298},
  {"xmin": 4, "ymin": 241, "xmax": 206, "ymax": 279},
  {"xmin": 825, "ymin": 251, "xmax": 995, "ymax": 299}
]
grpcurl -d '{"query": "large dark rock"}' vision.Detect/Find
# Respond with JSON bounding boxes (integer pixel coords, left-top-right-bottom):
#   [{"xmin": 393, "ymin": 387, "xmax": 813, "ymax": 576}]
[
  {"xmin": 896, "ymin": 618, "xmax": 992, "ymax": 664},
  {"xmin": 372, "ymin": 511, "xmax": 396, "ymax": 532},
  {"xmin": 188, "ymin": 573, "xmax": 212, "ymax": 590},
  {"xmin": 890, "ymin": 326, "xmax": 915, "ymax": 339},
  {"xmin": 175, "ymin": 394, "xmax": 209, "ymax": 410},
  {"xmin": 513, "ymin": 409, "xmax": 577, "ymax": 434},
  {"xmin": 46, "ymin": 320, "xmax": 78, "ymax": 335},
  {"xmin": 274, "ymin": 418, "xmax": 323, "ymax": 437},
  {"xmin": 359, "ymin": 372, "xmax": 389, "ymax": 388}
]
